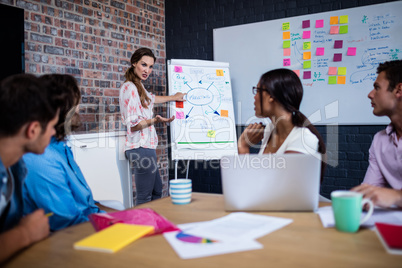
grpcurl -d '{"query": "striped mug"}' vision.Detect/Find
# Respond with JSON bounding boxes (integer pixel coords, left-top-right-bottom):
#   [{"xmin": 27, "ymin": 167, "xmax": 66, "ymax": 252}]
[{"xmin": 169, "ymin": 179, "xmax": 192, "ymax": 205}]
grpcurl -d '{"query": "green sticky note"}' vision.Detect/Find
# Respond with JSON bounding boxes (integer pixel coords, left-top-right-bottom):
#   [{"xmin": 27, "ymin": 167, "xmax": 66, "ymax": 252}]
[
  {"xmin": 338, "ymin": 67, "xmax": 347, "ymax": 75},
  {"xmin": 339, "ymin": 25, "xmax": 348, "ymax": 34},
  {"xmin": 303, "ymin": 61, "xmax": 311, "ymax": 69},
  {"xmin": 328, "ymin": 76, "xmax": 337, "ymax": 84},
  {"xmin": 339, "ymin": 15, "xmax": 349, "ymax": 24},
  {"xmin": 303, "ymin": 42, "xmax": 311, "ymax": 50},
  {"xmin": 282, "ymin": 22, "xmax": 290, "ymax": 31},
  {"xmin": 283, "ymin": 40, "xmax": 291, "ymax": 48}
]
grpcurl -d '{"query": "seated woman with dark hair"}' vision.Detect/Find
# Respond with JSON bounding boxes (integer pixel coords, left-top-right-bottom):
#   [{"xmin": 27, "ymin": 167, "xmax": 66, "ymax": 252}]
[{"xmin": 238, "ymin": 68, "xmax": 326, "ymax": 180}]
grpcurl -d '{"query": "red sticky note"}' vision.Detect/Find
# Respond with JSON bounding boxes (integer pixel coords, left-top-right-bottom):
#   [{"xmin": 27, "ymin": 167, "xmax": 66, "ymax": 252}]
[
  {"xmin": 176, "ymin": 101, "xmax": 184, "ymax": 108},
  {"xmin": 334, "ymin": 40, "xmax": 343, "ymax": 49},
  {"xmin": 283, "ymin": 58, "xmax": 291, "ymax": 66},
  {"xmin": 315, "ymin": 19, "xmax": 324, "ymax": 28},
  {"xmin": 333, "ymin": 53, "xmax": 342, "ymax": 62},
  {"xmin": 303, "ymin": 71, "xmax": 311, "ymax": 79},
  {"xmin": 302, "ymin": 20, "xmax": 310, "ymax": 28},
  {"xmin": 316, "ymin": 47, "xmax": 325, "ymax": 56},
  {"xmin": 283, "ymin": 48, "xmax": 291, "ymax": 56},
  {"xmin": 303, "ymin": 31, "xmax": 311, "ymax": 39},
  {"xmin": 176, "ymin": 111, "xmax": 184, "ymax": 119},
  {"xmin": 347, "ymin": 47, "xmax": 357, "ymax": 56},
  {"xmin": 174, "ymin": 66, "xmax": 182, "ymax": 73}
]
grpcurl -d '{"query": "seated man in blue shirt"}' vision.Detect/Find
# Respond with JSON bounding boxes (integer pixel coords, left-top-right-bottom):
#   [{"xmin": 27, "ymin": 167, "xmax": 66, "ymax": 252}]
[
  {"xmin": 23, "ymin": 74, "xmax": 106, "ymax": 231},
  {"xmin": 0, "ymin": 74, "xmax": 60, "ymax": 263}
]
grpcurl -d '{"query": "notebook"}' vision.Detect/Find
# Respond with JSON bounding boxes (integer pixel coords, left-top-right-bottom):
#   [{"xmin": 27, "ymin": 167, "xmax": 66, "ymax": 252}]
[
  {"xmin": 74, "ymin": 223, "xmax": 154, "ymax": 253},
  {"xmin": 220, "ymin": 153, "xmax": 321, "ymax": 211},
  {"xmin": 375, "ymin": 222, "xmax": 402, "ymax": 255}
]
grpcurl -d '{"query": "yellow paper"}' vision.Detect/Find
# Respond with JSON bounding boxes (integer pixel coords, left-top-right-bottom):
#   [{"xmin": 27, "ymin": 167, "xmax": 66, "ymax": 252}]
[
  {"xmin": 216, "ymin": 69, "xmax": 224, "ymax": 76},
  {"xmin": 282, "ymin": 22, "xmax": 290, "ymax": 31},
  {"xmin": 339, "ymin": 15, "xmax": 348, "ymax": 24},
  {"xmin": 303, "ymin": 42, "xmax": 311, "ymax": 50},
  {"xmin": 74, "ymin": 223, "xmax": 154, "ymax": 253},
  {"xmin": 338, "ymin": 67, "xmax": 347, "ymax": 76},
  {"xmin": 207, "ymin": 130, "xmax": 216, "ymax": 138}
]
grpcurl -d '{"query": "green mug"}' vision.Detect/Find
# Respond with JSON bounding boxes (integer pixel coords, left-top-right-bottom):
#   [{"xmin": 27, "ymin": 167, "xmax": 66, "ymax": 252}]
[{"xmin": 331, "ymin": 190, "xmax": 374, "ymax": 233}]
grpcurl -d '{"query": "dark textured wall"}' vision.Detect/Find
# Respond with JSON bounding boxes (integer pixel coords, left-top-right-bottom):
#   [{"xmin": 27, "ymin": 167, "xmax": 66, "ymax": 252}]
[{"xmin": 165, "ymin": 0, "xmax": 394, "ymax": 198}]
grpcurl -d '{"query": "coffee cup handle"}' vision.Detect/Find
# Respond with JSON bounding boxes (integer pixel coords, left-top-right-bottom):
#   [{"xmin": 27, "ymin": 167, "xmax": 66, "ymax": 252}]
[{"xmin": 360, "ymin": 198, "xmax": 374, "ymax": 224}]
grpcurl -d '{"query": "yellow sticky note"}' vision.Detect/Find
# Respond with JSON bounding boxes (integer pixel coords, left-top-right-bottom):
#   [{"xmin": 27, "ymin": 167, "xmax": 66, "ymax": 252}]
[
  {"xmin": 338, "ymin": 76, "xmax": 346, "ymax": 84},
  {"xmin": 303, "ymin": 42, "xmax": 311, "ymax": 50},
  {"xmin": 330, "ymin": 16, "xmax": 339, "ymax": 25},
  {"xmin": 221, "ymin": 110, "xmax": 228, "ymax": 117},
  {"xmin": 339, "ymin": 15, "xmax": 348, "ymax": 24},
  {"xmin": 303, "ymin": 52, "xmax": 311, "ymax": 60},
  {"xmin": 338, "ymin": 67, "xmax": 347, "ymax": 76},
  {"xmin": 216, "ymin": 69, "xmax": 224, "ymax": 76},
  {"xmin": 207, "ymin": 130, "xmax": 216, "ymax": 138},
  {"xmin": 283, "ymin": 31, "xmax": 290, "ymax": 39},
  {"xmin": 282, "ymin": 22, "xmax": 290, "ymax": 31}
]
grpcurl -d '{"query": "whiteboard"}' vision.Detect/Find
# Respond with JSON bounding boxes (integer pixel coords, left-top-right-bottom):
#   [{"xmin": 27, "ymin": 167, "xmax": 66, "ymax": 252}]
[
  {"xmin": 168, "ymin": 59, "xmax": 237, "ymax": 160},
  {"xmin": 214, "ymin": 1, "xmax": 402, "ymax": 125}
]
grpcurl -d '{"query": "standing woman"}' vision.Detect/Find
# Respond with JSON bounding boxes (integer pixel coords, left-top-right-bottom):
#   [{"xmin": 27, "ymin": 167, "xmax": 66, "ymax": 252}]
[{"xmin": 120, "ymin": 47, "xmax": 185, "ymax": 205}]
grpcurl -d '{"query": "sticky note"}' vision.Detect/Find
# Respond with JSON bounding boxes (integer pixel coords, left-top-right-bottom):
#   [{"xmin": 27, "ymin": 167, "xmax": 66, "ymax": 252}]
[
  {"xmin": 221, "ymin": 110, "xmax": 228, "ymax": 117},
  {"xmin": 302, "ymin": 20, "xmax": 310, "ymax": 28},
  {"xmin": 339, "ymin": 15, "xmax": 349, "ymax": 24},
  {"xmin": 303, "ymin": 71, "xmax": 311, "ymax": 79},
  {"xmin": 333, "ymin": 53, "xmax": 342, "ymax": 62},
  {"xmin": 283, "ymin": 40, "xmax": 291, "ymax": 48},
  {"xmin": 293, "ymin": 70, "xmax": 300, "ymax": 77},
  {"xmin": 330, "ymin": 26, "xmax": 339, "ymax": 34},
  {"xmin": 283, "ymin": 48, "xmax": 291, "ymax": 56},
  {"xmin": 328, "ymin": 67, "xmax": 337, "ymax": 75},
  {"xmin": 334, "ymin": 40, "xmax": 343, "ymax": 49},
  {"xmin": 216, "ymin": 69, "xmax": 224, "ymax": 76},
  {"xmin": 207, "ymin": 130, "xmax": 216, "ymax": 138},
  {"xmin": 303, "ymin": 31, "xmax": 311, "ymax": 39},
  {"xmin": 316, "ymin": 47, "xmax": 325, "ymax": 56},
  {"xmin": 330, "ymin": 16, "xmax": 339, "ymax": 25},
  {"xmin": 347, "ymin": 47, "xmax": 357, "ymax": 56},
  {"xmin": 176, "ymin": 101, "xmax": 184, "ymax": 108},
  {"xmin": 337, "ymin": 76, "xmax": 346, "ymax": 84},
  {"xmin": 174, "ymin": 66, "xmax": 182, "ymax": 73},
  {"xmin": 303, "ymin": 61, "xmax": 311, "ymax": 69},
  {"xmin": 303, "ymin": 42, "xmax": 311, "ymax": 50},
  {"xmin": 328, "ymin": 76, "xmax": 337, "ymax": 84},
  {"xmin": 339, "ymin": 25, "xmax": 348, "ymax": 34},
  {"xmin": 176, "ymin": 111, "xmax": 184, "ymax": 119},
  {"xmin": 303, "ymin": 52, "xmax": 311, "ymax": 60},
  {"xmin": 283, "ymin": 58, "xmax": 291, "ymax": 66},
  {"xmin": 282, "ymin": 22, "xmax": 290, "ymax": 31},
  {"xmin": 338, "ymin": 67, "xmax": 347, "ymax": 75},
  {"xmin": 315, "ymin": 19, "xmax": 324, "ymax": 28},
  {"xmin": 283, "ymin": 31, "xmax": 290, "ymax": 40}
]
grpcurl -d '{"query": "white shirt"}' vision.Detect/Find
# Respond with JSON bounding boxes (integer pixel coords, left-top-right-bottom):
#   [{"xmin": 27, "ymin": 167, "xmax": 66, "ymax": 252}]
[{"xmin": 258, "ymin": 124, "xmax": 319, "ymax": 155}]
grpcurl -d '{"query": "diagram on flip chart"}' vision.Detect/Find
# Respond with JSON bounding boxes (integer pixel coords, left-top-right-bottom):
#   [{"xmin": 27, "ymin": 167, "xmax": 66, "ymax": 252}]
[{"xmin": 168, "ymin": 59, "xmax": 237, "ymax": 160}]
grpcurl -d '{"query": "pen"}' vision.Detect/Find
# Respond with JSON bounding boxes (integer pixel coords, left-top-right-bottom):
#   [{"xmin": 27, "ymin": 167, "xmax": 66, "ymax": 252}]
[{"xmin": 45, "ymin": 212, "xmax": 54, "ymax": 217}]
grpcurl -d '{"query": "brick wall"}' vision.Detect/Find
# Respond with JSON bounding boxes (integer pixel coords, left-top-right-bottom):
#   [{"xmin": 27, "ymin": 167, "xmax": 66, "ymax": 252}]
[
  {"xmin": 0, "ymin": 0, "xmax": 170, "ymax": 198},
  {"xmin": 165, "ymin": 0, "xmax": 394, "ymax": 198}
]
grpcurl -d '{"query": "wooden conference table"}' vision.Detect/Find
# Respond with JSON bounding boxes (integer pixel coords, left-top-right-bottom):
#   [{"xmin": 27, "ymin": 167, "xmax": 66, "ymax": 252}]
[{"xmin": 4, "ymin": 193, "xmax": 401, "ymax": 268}]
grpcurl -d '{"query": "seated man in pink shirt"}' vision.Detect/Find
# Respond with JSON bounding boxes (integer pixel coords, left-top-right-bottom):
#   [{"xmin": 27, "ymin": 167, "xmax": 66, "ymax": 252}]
[{"xmin": 352, "ymin": 60, "xmax": 402, "ymax": 208}]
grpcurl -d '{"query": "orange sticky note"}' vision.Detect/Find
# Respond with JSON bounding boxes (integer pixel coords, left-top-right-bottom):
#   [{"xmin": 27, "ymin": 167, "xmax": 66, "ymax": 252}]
[
  {"xmin": 283, "ymin": 31, "xmax": 290, "ymax": 40},
  {"xmin": 216, "ymin": 69, "xmax": 224, "ymax": 76},
  {"xmin": 221, "ymin": 110, "xmax": 228, "ymax": 117},
  {"xmin": 283, "ymin": 48, "xmax": 291, "ymax": 56},
  {"xmin": 303, "ymin": 52, "xmax": 311, "ymax": 60},
  {"xmin": 330, "ymin": 16, "xmax": 339, "ymax": 25},
  {"xmin": 337, "ymin": 76, "xmax": 346, "ymax": 84},
  {"xmin": 176, "ymin": 101, "xmax": 184, "ymax": 108}
]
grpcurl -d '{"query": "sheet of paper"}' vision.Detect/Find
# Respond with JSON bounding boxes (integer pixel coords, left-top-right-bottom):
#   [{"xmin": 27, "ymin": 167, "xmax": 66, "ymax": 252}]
[
  {"xmin": 183, "ymin": 212, "xmax": 293, "ymax": 241},
  {"xmin": 317, "ymin": 206, "xmax": 402, "ymax": 229}
]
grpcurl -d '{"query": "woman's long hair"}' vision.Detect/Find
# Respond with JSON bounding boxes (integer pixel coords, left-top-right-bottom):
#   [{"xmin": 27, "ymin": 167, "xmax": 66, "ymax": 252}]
[
  {"xmin": 124, "ymin": 47, "xmax": 156, "ymax": 108},
  {"xmin": 259, "ymin": 68, "xmax": 326, "ymax": 182}
]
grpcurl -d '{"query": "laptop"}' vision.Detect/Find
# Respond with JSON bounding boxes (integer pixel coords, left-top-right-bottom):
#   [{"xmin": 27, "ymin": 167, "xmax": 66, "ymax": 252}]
[{"xmin": 220, "ymin": 153, "xmax": 321, "ymax": 212}]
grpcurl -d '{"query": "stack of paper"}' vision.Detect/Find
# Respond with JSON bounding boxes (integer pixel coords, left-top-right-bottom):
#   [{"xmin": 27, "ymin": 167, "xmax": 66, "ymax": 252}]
[
  {"xmin": 74, "ymin": 223, "xmax": 154, "ymax": 253},
  {"xmin": 163, "ymin": 212, "xmax": 293, "ymax": 259}
]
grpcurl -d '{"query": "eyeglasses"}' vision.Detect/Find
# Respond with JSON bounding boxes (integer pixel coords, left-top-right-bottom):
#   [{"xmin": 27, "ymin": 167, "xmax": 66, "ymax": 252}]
[{"xmin": 252, "ymin": 87, "xmax": 266, "ymax": 95}]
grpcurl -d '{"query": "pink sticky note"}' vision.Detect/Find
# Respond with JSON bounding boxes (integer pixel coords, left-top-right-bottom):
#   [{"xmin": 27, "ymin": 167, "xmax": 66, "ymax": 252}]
[
  {"xmin": 315, "ymin": 19, "xmax": 324, "ymax": 28},
  {"xmin": 283, "ymin": 58, "xmax": 291, "ymax": 67},
  {"xmin": 347, "ymin": 47, "xmax": 357, "ymax": 56},
  {"xmin": 316, "ymin": 47, "xmax": 325, "ymax": 56},
  {"xmin": 293, "ymin": 70, "xmax": 300, "ymax": 77},
  {"xmin": 302, "ymin": 20, "xmax": 310, "ymax": 28},
  {"xmin": 283, "ymin": 48, "xmax": 291, "ymax": 56},
  {"xmin": 174, "ymin": 66, "xmax": 182, "ymax": 73},
  {"xmin": 334, "ymin": 40, "xmax": 343, "ymax": 49},
  {"xmin": 303, "ymin": 71, "xmax": 311, "ymax": 79},
  {"xmin": 328, "ymin": 67, "xmax": 337, "ymax": 75},
  {"xmin": 333, "ymin": 53, "xmax": 342, "ymax": 62},
  {"xmin": 176, "ymin": 111, "xmax": 184, "ymax": 119},
  {"xmin": 303, "ymin": 31, "xmax": 311, "ymax": 39},
  {"xmin": 330, "ymin": 26, "xmax": 339, "ymax": 34}
]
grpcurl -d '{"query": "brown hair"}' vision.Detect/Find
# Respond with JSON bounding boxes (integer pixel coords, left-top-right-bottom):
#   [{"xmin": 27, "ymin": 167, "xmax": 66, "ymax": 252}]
[{"xmin": 124, "ymin": 47, "xmax": 156, "ymax": 108}]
